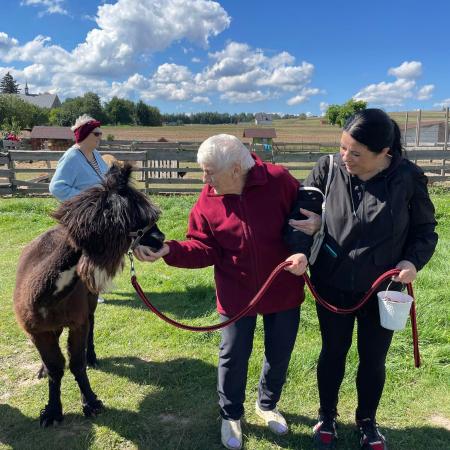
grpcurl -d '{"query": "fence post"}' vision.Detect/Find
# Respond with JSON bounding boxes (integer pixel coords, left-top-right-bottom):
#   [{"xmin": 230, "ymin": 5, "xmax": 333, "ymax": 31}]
[
  {"xmin": 7, "ymin": 151, "xmax": 16, "ymax": 193},
  {"xmin": 443, "ymin": 107, "xmax": 449, "ymax": 178},
  {"xmin": 404, "ymin": 111, "xmax": 409, "ymax": 146},
  {"xmin": 415, "ymin": 109, "xmax": 421, "ymax": 147}
]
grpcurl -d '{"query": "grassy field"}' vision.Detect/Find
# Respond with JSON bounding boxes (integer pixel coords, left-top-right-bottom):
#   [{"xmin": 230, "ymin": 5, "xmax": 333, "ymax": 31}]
[
  {"xmin": 100, "ymin": 111, "xmax": 449, "ymax": 143},
  {"xmin": 0, "ymin": 189, "xmax": 449, "ymax": 450}
]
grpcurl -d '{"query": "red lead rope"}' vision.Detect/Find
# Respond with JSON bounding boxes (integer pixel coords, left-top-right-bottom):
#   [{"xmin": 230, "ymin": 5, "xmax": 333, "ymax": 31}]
[{"xmin": 131, "ymin": 263, "xmax": 420, "ymax": 367}]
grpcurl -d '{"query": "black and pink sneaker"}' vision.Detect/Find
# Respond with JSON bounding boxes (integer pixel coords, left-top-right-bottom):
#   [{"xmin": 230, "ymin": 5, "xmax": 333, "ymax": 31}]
[
  {"xmin": 313, "ymin": 411, "xmax": 338, "ymax": 449},
  {"xmin": 357, "ymin": 418, "xmax": 387, "ymax": 450}
]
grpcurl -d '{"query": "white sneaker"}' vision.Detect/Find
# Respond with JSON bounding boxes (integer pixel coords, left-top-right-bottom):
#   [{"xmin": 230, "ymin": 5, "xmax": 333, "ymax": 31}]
[
  {"xmin": 221, "ymin": 418, "xmax": 242, "ymax": 449},
  {"xmin": 97, "ymin": 296, "xmax": 105, "ymax": 303},
  {"xmin": 255, "ymin": 401, "xmax": 288, "ymax": 435}
]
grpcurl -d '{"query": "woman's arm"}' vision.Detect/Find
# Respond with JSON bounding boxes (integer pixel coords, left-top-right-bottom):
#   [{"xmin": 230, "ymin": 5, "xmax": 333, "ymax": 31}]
[
  {"xmin": 49, "ymin": 154, "xmax": 81, "ymax": 201},
  {"xmin": 135, "ymin": 202, "xmax": 222, "ymax": 269},
  {"xmin": 396, "ymin": 168, "xmax": 438, "ymax": 281}
]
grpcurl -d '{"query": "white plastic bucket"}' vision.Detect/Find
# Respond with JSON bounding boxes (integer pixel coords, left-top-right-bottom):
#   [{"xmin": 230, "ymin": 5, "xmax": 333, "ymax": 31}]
[{"xmin": 377, "ymin": 290, "xmax": 413, "ymax": 331}]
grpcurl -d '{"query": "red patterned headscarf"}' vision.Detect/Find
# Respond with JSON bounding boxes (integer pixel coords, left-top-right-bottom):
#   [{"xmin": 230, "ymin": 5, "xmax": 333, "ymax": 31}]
[{"xmin": 74, "ymin": 120, "xmax": 101, "ymax": 143}]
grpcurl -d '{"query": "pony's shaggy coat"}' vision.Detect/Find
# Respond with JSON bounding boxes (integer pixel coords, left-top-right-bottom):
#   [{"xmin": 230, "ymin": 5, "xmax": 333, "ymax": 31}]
[{"xmin": 14, "ymin": 163, "xmax": 164, "ymax": 427}]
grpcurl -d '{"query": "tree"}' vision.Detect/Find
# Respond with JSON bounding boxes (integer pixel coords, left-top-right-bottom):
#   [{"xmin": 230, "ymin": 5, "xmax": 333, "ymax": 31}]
[
  {"xmin": 325, "ymin": 100, "xmax": 367, "ymax": 126},
  {"xmin": 104, "ymin": 97, "xmax": 135, "ymax": 125},
  {"xmin": 325, "ymin": 104, "xmax": 341, "ymax": 125},
  {"xmin": 0, "ymin": 72, "xmax": 20, "ymax": 94},
  {"xmin": 0, "ymin": 94, "xmax": 49, "ymax": 129}
]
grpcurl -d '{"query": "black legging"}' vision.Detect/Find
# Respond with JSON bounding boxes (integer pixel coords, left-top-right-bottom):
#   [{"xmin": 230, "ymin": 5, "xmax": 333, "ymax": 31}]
[{"xmin": 314, "ymin": 284, "xmax": 394, "ymax": 420}]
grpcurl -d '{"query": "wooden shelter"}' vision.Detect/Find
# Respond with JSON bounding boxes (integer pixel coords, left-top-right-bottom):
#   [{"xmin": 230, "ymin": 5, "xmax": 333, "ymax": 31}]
[
  {"xmin": 30, "ymin": 126, "xmax": 74, "ymax": 150},
  {"xmin": 243, "ymin": 128, "xmax": 277, "ymax": 150}
]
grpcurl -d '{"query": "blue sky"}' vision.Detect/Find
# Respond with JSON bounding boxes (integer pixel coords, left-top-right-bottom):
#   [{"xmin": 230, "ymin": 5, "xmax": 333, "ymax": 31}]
[{"xmin": 1, "ymin": 0, "xmax": 449, "ymax": 115}]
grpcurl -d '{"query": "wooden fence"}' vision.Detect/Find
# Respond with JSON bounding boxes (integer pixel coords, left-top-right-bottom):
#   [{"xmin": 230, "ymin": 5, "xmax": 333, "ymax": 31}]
[{"xmin": 0, "ymin": 143, "xmax": 449, "ymax": 195}]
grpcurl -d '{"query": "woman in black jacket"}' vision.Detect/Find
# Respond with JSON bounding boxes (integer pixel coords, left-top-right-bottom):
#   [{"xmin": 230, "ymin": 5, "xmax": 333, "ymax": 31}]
[{"xmin": 285, "ymin": 109, "xmax": 438, "ymax": 450}]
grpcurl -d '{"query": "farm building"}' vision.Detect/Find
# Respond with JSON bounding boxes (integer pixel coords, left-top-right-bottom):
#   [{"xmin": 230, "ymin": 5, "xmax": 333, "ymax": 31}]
[
  {"xmin": 243, "ymin": 128, "xmax": 277, "ymax": 150},
  {"xmin": 402, "ymin": 121, "xmax": 448, "ymax": 145},
  {"xmin": 254, "ymin": 113, "xmax": 273, "ymax": 125},
  {"xmin": 16, "ymin": 83, "xmax": 61, "ymax": 109},
  {"xmin": 30, "ymin": 126, "xmax": 74, "ymax": 150}
]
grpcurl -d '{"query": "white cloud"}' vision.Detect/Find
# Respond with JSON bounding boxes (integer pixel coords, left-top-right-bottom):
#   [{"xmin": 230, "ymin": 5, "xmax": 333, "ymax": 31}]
[
  {"xmin": 0, "ymin": 3, "xmax": 321, "ymax": 107},
  {"xmin": 354, "ymin": 61, "xmax": 434, "ymax": 107},
  {"xmin": 21, "ymin": 0, "xmax": 68, "ymax": 16},
  {"xmin": 354, "ymin": 79, "xmax": 416, "ymax": 106},
  {"xmin": 192, "ymin": 96, "xmax": 211, "ymax": 104},
  {"xmin": 7, "ymin": 0, "xmax": 230, "ymax": 78},
  {"xmin": 433, "ymin": 98, "xmax": 450, "ymax": 108},
  {"xmin": 388, "ymin": 61, "xmax": 422, "ymax": 79},
  {"xmin": 417, "ymin": 84, "xmax": 434, "ymax": 100},
  {"xmin": 287, "ymin": 87, "xmax": 321, "ymax": 105},
  {"xmin": 220, "ymin": 90, "xmax": 271, "ymax": 103},
  {"xmin": 0, "ymin": 32, "xmax": 18, "ymax": 50},
  {"xmin": 320, "ymin": 101, "xmax": 329, "ymax": 113}
]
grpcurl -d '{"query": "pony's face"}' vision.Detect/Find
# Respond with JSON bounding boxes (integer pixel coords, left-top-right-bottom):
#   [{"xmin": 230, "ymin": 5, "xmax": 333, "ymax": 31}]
[
  {"xmin": 52, "ymin": 163, "xmax": 164, "ymax": 268},
  {"xmin": 131, "ymin": 223, "xmax": 165, "ymax": 252}
]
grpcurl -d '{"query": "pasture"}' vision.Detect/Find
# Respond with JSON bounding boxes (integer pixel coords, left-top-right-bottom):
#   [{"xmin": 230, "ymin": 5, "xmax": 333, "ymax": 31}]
[
  {"xmin": 100, "ymin": 111, "xmax": 447, "ymax": 143},
  {"xmin": 0, "ymin": 189, "xmax": 449, "ymax": 450}
]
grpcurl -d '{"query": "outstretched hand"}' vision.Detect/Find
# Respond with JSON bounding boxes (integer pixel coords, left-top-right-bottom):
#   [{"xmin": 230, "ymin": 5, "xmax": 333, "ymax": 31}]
[
  {"xmin": 288, "ymin": 208, "xmax": 321, "ymax": 236},
  {"xmin": 134, "ymin": 244, "xmax": 170, "ymax": 262},
  {"xmin": 284, "ymin": 253, "xmax": 308, "ymax": 276}
]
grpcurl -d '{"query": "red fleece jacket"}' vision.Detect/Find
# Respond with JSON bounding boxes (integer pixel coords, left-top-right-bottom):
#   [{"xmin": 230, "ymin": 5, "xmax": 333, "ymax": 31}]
[{"xmin": 163, "ymin": 155, "xmax": 305, "ymax": 316}]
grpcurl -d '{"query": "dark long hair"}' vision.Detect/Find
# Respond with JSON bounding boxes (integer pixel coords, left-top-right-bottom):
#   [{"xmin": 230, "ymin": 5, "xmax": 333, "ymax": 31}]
[{"xmin": 344, "ymin": 108, "xmax": 403, "ymax": 157}]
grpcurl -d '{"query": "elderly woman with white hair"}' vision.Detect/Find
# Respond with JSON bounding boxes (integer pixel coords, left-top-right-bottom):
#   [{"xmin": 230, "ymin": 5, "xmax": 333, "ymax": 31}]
[
  {"xmin": 49, "ymin": 114, "xmax": 108, "ymax": 201},
  {"xmin": 134, "ymin": 134, "xmax": 314, "ymax": 450}
]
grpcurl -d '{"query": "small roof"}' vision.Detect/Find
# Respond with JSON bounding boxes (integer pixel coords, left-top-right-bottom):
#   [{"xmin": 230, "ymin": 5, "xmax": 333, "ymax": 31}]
[
  {"xmin": 31, "ymin": 126, "xmax": 74, "ymax": 140},
  {"xmin": 243, "ymin": 128, "xmax": 277, "ymax": 138}
]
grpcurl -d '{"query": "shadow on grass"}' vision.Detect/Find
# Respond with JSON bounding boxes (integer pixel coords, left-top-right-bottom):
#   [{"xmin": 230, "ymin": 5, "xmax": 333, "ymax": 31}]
[
  {"xmin": 0, "ymin": 398, "xmax": 450, "ymax": 450},
  {"xmin": 1, "ymin": 359, "xmax": 449, "ymax": 449},
  {"xmin": 246, "ymin": 413, "xmax": 450, "ymax": 449},
  {"xmin": 104, "ymin": 284, "xmax": 217, "ymax": 321},
  {"xmin": 0, "ymin": 356, "xmax": 218, "ymax": 450}
]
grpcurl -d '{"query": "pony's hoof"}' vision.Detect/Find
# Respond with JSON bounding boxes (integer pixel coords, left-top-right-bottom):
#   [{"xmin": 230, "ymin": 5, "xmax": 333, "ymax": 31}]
[
  {"xmin": 37, "ymin": 365, "xmax": 48, "ymax": 379},
  {"xmin": 39, "ymin": 405, "xmax": 63, "ymax": 428},
  {"xmin": 83, "ymin": 399, "xmax": 104, "ymax": 417}
]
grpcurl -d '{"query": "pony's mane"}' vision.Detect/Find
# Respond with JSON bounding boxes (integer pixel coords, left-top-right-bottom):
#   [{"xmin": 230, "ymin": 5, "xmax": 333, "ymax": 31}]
[{"xmin": 51, "ymin": 163, "xmax": 160, "ymax": 288}]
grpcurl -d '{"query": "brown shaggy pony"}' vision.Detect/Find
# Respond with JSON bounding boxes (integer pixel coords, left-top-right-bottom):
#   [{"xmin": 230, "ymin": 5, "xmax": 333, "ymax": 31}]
[{"xmin": 13, "ymin": 163, "xmax": 164, "ymax": 427}]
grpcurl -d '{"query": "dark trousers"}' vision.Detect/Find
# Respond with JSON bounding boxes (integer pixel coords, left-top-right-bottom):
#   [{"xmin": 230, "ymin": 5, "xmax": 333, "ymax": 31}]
[
  {"xmin": 315, "ymin": 284, "xmax": 394, "ymax": 420},
  {"xmin": 218, "ymin": 307, "xmax": 300, "ymax": 420}
]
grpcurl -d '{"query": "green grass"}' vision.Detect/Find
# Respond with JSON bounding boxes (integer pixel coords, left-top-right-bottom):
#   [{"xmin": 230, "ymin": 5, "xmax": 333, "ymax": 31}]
[{"xmin": 0, "ymin": 191, "xmax": 449, "ymax": 449}]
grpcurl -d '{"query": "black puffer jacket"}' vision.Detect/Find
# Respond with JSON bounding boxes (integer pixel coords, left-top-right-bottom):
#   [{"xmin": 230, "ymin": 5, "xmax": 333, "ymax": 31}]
[{"xmin": 285, "ymin": 152, "xmax": 438, "ymax": 292}]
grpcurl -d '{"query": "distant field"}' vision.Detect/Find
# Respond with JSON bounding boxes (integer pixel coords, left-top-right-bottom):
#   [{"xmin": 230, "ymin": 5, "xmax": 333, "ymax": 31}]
[{"xmin": 101, "ymin": 111, "xmax": 449, "ymax": 143}]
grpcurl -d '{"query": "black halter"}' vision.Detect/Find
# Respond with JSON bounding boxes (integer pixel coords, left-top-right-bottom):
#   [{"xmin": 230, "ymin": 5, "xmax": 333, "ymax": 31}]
[{"xmin": 128, "ymin": 224, "xmax": 155, "ymax": 251}]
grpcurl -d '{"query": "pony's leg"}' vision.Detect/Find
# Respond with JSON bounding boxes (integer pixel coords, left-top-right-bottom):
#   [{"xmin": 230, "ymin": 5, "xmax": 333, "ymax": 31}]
[
  {"xmin": 86, "ymin": 312, "xmax": 98, "ymax": 368},
  {"xmin": 31, "ymin": 331, "xmax": 65, "ymax": 427},
  {"xmin": 37, "ymin": 328, "xmax": 63, "ymax": 379},
  {"xmin": 67, "ymin": 323, "xmax": 104, "ymax": 417}
]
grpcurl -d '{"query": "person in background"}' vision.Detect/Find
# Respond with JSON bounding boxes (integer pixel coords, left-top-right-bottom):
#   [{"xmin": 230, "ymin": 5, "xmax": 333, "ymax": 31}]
[
  {"xmin": 285, "ymin": 109, "xmax": 438, "ymax": 450},
  {"xmin": 50, "ymin": 114, "xmax": 108, "ymax": 304},
  {"xmin": 134, "ymin": 134, "xmax": 316, "ymax": 450},
  {"xmin": 50, "ymin": 114, "xmax": 108, "ymax": 201}
]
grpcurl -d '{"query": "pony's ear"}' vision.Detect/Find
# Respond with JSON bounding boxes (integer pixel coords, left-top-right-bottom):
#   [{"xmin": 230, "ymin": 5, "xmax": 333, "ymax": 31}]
[{"xmin": 104, "ymin": 162, "xmax": 133, "ymax": 192}]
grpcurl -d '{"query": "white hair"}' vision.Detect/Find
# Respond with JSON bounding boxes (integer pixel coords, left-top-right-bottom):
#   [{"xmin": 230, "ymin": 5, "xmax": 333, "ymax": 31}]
[
  {"xmin": 197, "ymin": 134, "xmax": 255, "ymax": 171},
  {"xmin": 71, "ymin": 114, "xmax": 96, "ymax": 131}
]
